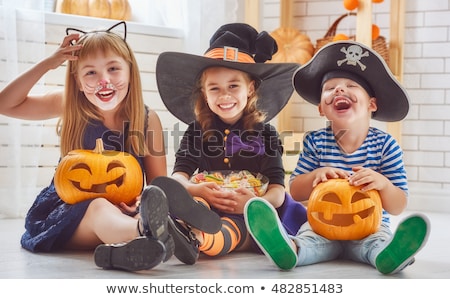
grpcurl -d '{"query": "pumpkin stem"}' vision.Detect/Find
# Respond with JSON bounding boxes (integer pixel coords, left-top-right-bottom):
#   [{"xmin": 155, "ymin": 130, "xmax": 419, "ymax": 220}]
[{"xmin": 93, "ymin": 138, "xmax": 104, "ymax": 154}]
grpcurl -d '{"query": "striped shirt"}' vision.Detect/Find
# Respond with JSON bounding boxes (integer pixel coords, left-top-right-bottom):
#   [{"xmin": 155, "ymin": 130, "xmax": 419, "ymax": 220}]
[{"xmin": 290, "ymin": 126, "xmax": 408, "ymax": 224}]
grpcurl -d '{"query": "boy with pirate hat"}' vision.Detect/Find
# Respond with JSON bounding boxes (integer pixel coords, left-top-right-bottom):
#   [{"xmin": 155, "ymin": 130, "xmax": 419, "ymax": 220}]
[{"xmin": 244, "ymin": 40, "xmax": 430, "ymax": 274}]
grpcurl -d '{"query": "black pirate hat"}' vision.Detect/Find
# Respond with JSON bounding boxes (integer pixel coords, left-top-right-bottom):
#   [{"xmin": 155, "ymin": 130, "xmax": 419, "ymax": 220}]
[
  {"xmin": 293, "ymin": 40, "xmax": 409, "ymax": 122},
  {"xmin": 156, "ymin": 23, "xmax": 300, "ymax": 124}
]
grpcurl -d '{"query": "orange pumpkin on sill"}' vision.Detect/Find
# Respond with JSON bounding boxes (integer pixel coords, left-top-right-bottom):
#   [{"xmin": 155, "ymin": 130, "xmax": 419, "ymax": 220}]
[
  {"xmin": 56, "ymin": 0, "xmax": 131, "ymax": 21},
  {"xmin": 307, "ymin": 179, "xmax": 382, "ymax": 240},
  {"xmin": 54, "ymin": 138, "xmax": 143, "ymax": 205},
  {"xmin": 270, "ymin": 27, "xmax": 314, "ymax": 64}
]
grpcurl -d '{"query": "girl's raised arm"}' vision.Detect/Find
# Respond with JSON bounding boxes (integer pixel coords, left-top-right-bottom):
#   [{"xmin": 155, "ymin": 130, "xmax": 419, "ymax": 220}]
[{"xmin": 0, "ymin": 34, "xmax": 82, "ymax": 120}]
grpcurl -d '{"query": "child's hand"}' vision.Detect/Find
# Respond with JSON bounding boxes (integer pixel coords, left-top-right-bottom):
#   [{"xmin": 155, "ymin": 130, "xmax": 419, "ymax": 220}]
[
  {"xmin": 227, "ymin": 187, "xmax": 255, "ymax": 214},
  {"xmin": 349, "ymin": 166, "xmax": 389, "ymax": 192},
  {"xmin": 118, "ymin": 199, "xmax": 139, "ymax": 216},
  {"xmin": 312, "ymin": 167, "xmax": 350, "ymax": 187},
  {"xmin": 190, "ymin": 182, "xmax": 238, "ymax": 212},
  {"xmin": 46, "ymin": 34, "xmax": 82, "ymax": 70}
]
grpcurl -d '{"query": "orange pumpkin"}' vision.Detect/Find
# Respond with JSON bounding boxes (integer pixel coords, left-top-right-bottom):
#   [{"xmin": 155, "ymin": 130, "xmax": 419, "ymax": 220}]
[
  {"xmin": 270, "ymin": 27, "xmax": 314, "ymax": 64},
  {"xmin": 54, "ymin": 138, "xmax": 143, "ymax": 205},
  {"xmin": 88, "ymin": 0, "xmax": 111, "ymax": 19},
  {"xmin": 57, "ymin": 0, "xmax": 131, "ymax": 21},
  {"xmin": 59, "ymin": 0, "xmax": 89, "ymax": 16},
  {"xmin": 372, "ymin": 24, "xmax": 380, "ymax": 40},
  {"xmin": 333, "ymin": 33, "xmax": 350, "ymax": 41},
  {"xmin": 343, "ymin": 0, "xmax": 359, "ymax": 11},
  {"xmin": 307, "ymin": 179, "xmax": 382, "ymax": 240},
  {"xmin": 110, "ymin": 0, "xmax": 131, "ymax": 20}
]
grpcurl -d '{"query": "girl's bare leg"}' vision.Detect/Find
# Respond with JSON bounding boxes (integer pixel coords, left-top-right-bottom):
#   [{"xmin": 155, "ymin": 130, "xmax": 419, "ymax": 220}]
[{"xmin": 65, "ymin": 197, "xmax": 138, "ymax": 250}]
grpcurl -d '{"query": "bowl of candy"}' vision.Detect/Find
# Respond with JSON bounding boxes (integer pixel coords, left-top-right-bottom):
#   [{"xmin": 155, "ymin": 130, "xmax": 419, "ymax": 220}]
[{"xmin": 190, "ymin": 170, "xmax": 269, "ymax": 196}]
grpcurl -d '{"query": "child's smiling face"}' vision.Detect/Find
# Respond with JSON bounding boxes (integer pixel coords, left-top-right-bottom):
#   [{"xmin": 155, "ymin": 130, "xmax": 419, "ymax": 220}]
[
  {"xmin": 319, "ymin": 77, "xmax": 377, "ymax": 125},
  {"xmin": 201, "ymin": 67, "xmax": 255, "ymax": 125},
  {"xmin": 76, "ymin": 49, "xmax": 130, "ymax": 112}
]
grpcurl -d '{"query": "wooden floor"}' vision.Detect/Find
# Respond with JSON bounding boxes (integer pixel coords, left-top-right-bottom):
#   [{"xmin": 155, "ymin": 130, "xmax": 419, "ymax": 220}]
[{"xmin": 0, "ymin": 210, "xmax": 449, "ymax": 279}]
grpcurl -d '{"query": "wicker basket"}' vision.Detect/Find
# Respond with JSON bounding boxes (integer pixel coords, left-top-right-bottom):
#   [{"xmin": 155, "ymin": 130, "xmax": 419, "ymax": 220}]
[{"xmin": 315, "ymin": 13, "xmax": 389, "ymax": 64}]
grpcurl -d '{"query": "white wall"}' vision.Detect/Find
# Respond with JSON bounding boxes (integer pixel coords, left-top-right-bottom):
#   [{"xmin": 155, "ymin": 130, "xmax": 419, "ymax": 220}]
[{"xmin": 259, "ymin": 0, "xmax": 450, "ymax": 212}]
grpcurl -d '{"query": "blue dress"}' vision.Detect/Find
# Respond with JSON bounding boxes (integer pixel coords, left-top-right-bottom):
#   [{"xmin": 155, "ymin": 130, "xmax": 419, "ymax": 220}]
[{"xmin": 21, "ymin": 119, "xmax": 145, "ymax": 252}]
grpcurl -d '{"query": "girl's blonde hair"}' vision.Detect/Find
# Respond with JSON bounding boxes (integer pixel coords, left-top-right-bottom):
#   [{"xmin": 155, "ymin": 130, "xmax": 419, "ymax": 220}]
[
  {"xmin": 193, "ymin": 68, "xmax": 266, "ymax": 139},
  {"xmin": 57, "ymin": 31, "xmax": 147, "ymax": 157}
]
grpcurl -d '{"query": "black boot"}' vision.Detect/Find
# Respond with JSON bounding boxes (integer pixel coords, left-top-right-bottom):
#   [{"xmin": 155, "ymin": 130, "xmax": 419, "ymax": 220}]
[
  {"xmin": 151, "ymin": 176, "xmax": 221, "ymax": 234},
  {"xmin": 94, "ymin": 237, "xmax": 166, "ymax": 272},
  {"xmin": 168, "ymin": 216, "xmax": 200, "ymax": 265},
  {"xmin": 94, "ymin": 185, "xmax": 175, "ymax": 272},
  {"xmin": 138, "ymin": 185, "xmax": 175, "ymax": 262}
]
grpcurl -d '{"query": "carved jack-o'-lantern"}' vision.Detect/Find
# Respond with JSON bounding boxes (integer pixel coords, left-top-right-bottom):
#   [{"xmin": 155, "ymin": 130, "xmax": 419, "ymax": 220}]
[
  {"xmin": 307, "ymin": 179, "xmax": 382, "ymax": 240},
  {"xmin": 55, "ymin": 138, "xmax": 143, "ymax": 205}
]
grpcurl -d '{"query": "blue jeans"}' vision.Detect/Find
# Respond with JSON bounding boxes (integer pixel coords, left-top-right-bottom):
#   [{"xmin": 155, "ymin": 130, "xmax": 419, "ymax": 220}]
[{"xmin": 291, "ymin": 222, "xmax": 392, "ymax": 268}]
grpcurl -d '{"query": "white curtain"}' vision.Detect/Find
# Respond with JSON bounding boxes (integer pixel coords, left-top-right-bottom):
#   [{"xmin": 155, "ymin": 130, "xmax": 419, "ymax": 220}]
[
  {"xmin": 0, "ymin": 0, "xmax": 46, "ymax": 218},
  {"xmin": 129, "ymin": 0, "xmax": 239, "ymax": 54},
  {"xmin": 0, "ymin": 0, "xmax": 238, "ymax": 218}
]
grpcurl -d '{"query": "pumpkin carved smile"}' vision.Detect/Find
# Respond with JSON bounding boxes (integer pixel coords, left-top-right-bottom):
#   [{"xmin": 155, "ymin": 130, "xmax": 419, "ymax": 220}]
[
  {"xmin": 69, "ymin": 172, "xmax": 125, "ymax": 193},
  {"xmin": 55, "ymin": 139, "xmax": 143, "ymax": 205},
  {"xmin": 312, "ymin": 205, "xmax": 376, "ymax": 226},
  {"xmin": 307, "ymin": 179, "xmax": 382, "ymax": 240}
]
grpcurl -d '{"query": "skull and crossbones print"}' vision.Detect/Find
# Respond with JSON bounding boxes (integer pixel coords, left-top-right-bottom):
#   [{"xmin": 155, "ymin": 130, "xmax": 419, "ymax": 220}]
[{"xmin": 337, "ymin": 45, "xmax": 369, "ymax": 71}]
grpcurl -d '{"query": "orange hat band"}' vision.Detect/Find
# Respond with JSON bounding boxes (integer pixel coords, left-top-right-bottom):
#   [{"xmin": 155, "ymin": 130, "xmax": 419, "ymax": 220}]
[{"xmin": 204, "ymin": 47, "xmax": 255, "ymax": 63}]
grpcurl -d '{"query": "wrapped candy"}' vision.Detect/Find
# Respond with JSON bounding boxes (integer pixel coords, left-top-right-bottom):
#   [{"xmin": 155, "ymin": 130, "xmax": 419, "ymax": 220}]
[{"xmin": 191, "ymin": 170, "xmax": 269, "ymax": 196}]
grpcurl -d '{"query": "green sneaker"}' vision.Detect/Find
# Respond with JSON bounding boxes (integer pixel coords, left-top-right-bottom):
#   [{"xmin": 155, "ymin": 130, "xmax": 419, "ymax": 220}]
[
  {"xmin": 244, "ymin": 198, "xmax": 298, "ymax": 270},
  {"xmin": 375, "ymin": 213, "xmax": 430, "ymax": 275}
]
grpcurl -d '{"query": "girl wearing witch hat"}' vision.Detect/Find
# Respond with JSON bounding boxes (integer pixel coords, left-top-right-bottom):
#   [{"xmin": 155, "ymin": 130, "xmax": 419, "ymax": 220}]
[{"xmin": 155, "ymin": 23, "xmax": 307, "ymax": 262}]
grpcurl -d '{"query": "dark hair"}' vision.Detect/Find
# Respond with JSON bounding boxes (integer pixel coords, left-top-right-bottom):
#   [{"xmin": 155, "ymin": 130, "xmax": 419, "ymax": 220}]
[{"xmin": 193, "ymin": 68, "xmax": 266, "ymax": 140}]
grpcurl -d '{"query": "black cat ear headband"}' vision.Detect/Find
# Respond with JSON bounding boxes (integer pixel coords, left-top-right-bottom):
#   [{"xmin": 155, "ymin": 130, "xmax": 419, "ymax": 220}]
[{"xmin": 65, "ymin": 21, "xmax": 127, "ymax": 45}]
